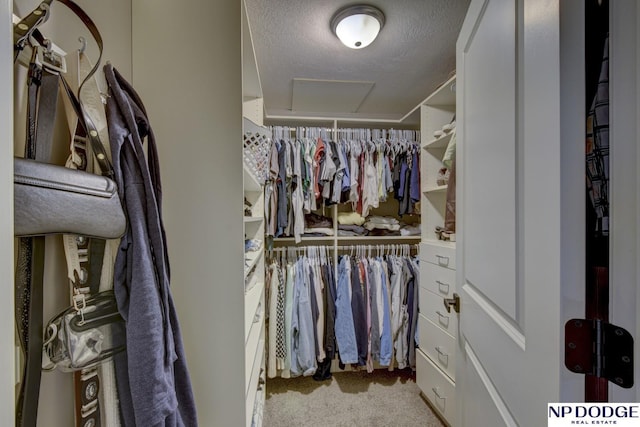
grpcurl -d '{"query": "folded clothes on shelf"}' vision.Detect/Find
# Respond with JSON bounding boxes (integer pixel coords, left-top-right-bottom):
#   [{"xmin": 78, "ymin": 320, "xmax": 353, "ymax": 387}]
[
  {"xmin": 437, "ymin": 168, "xmax": 450, "ymax": 186},
  {"xmin": 338, "ymin": 224, "xmax": 367, "ymax": 235},
  {"xmin": 305, "ymin": 212, "xmax": 333, "ymax": 229},
  {"xmin": 400, "ymin": 224, "xmax": 421, "ymax": 236},
  {"xmin": 367, "ymin": 228, "xmax": 401, "ymax": 237},
  {"xmin": 337, "ymin": 211, "xmax": 366, "ymax": 226},
  {"xmin": 365, "ymin": 215, "xmax": 399, "ymax": 225},
  {"xmin": 338, "ymin": 230, "xmax": 363, "ymax": 237},
  {"xmin": 364, "ymin": 216, "xmax": 400, "ymax": 231},
  {"xmin": 302, "ymin": 227, "xmax": 334, "ymax": 236},
  {"xmin": 364, "ymin": 222, "xmax": 400, "ymax": 231},
  {"xmin": 245, "ymin": 239, "xmax": 263, "ymax": 252}
]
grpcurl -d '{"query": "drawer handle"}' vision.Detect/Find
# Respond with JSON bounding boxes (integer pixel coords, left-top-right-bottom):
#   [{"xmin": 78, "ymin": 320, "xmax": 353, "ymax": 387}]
[
  {"xmin": 435, "ymin": 310, "xmax": 450, "ymax": 326},
  {"xmin": 435, "ymin": 254, "xmax": 450, "ymax": 265},
  {"xmin": 435, "ymin": 346, "xmax": 449, "ymax": 360},
  {"xmin": 432, "ymin": 387, "xmax": 446, "ymax": 401},
  {"xmin": 436, "ymin": 280, "xmax": 450, "ymax": 293}
]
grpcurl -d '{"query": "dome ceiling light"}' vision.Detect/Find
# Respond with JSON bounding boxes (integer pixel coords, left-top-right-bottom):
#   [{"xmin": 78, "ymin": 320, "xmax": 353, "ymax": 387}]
[{"xmin": 330, "ymin": 5, "xmax": 385, "ymax": 49}]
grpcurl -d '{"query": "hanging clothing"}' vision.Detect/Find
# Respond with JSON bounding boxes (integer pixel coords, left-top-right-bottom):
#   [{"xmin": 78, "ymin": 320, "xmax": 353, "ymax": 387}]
[
  {"xmin": 585, "ymin": 36, "xmax": 610, "ymax": 237},
  {"xmin": 290, "ymin": 257, "xmax": 317, "ymax": 377},
  {"xmin": 104, "ymin": 64, "xmax": 197, "ymax": 427},
  {"xmin": 335, "ymin": 257, "xmax": 359, "ymax": 364},
  {"xmin": 267, "ymin": 249, "xmax": 418, "ymax": 378},
  {"xmin": 265, "ymin": 128, "xmax": 421, "ymax": 240},
  {"xmin": 267, "ymin": 263, "xmax": 286, "ymax": 378}
]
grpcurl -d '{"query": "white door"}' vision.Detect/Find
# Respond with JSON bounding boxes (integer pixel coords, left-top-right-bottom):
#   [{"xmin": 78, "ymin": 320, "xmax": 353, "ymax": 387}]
[
  {"xmin": 609, "ymin": 0, "xmax": 640, "ymax": 404},
  {"xmin": 455, "ymin": 0, "xmax": 582, "ymax": 425}
]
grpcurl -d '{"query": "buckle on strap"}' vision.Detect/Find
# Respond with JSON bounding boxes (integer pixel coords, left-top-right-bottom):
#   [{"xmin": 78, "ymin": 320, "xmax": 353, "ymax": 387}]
[{"xmin": 72, "ymin": 290, "xmax": 87, "ymax": 313}]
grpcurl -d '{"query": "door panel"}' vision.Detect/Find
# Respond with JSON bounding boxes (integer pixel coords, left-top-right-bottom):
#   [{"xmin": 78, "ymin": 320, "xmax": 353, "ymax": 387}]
[
  {"xmin": 457, "ymin": 0, "xmax": 572, "ymax": 424},
  {"xmin": 609, "ymin": 0, "xmax": 640, "ymax": 402},
  {"xmin": 462, "ymin": 0, "xmax": 517, "ymax": 321},
  {"xmin": 462, "ymin": 342, "xmax": 517, "ymax": 427}
]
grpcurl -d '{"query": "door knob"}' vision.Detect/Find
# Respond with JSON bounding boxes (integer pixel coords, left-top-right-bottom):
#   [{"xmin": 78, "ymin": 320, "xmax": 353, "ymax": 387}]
[{"xmin": 443, "ymin": 293, "xmax": 460, "ymax": 313}]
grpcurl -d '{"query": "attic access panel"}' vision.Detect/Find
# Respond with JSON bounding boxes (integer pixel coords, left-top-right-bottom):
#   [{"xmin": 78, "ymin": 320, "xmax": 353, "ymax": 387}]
[{"xmin": 291, "ymin": 78, "xmax": 374, "ymax": 114}]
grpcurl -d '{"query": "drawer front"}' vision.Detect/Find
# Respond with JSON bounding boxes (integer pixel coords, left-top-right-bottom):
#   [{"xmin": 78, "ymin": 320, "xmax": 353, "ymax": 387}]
[
  {"xmin": 416, "ymin": 349, "xmax": 456, "ymax": 425},
  {"xmin": 418, "ymin": 314, "xmax": 456, "ymax": 380},
  {"xmin": 420, "ymin": 242, "xmax": 456, "ymax": 270},
  {"xmin": 419, "ymin": 288, "xmax": 458, "ymax": 338},
  {"xmin": 421, "ymin": 262, "xmax": 456, "ymax": 299}
]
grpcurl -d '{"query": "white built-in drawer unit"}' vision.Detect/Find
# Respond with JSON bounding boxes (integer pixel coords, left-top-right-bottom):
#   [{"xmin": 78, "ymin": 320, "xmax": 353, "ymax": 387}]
[
  {"xmin": 420, "ymin": 241, "xmax": 456, "ymax": 270},
  {"xmin": 418, "ymin": 74, "xmax": 457, "ymax": 426},
  {"xmin": 419, "ymin": 287, "xmax": 458, "ymax": 337},
  {"xmin": 421, "ymin": 262, "xmax": 456, "ymax": 299},
  {"xmin": 417, "ymin": 349, "xmax": 456, "ymax": 425},
  {"xmin": 418, "ymin": 314, "xmax": 456, "ymax": 380}
]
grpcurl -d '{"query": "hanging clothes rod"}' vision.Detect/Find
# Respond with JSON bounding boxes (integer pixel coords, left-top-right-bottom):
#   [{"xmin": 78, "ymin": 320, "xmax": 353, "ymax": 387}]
[
  {"xmin": 269, "ymin": 244, "xmax": 419, "ymax": 251},
  {"xmin": 336, "ymin": 244, "xmax": 419, "ymax": 251},
  {"xmin": 270, "ymin": 126, "xmax": 420, "ymax": 143}
]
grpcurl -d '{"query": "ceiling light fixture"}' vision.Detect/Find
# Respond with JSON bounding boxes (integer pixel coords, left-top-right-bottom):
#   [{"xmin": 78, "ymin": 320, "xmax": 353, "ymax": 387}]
[{"xmin": 330, "ymin": 5, "xmax": 385, "ymax": 50}]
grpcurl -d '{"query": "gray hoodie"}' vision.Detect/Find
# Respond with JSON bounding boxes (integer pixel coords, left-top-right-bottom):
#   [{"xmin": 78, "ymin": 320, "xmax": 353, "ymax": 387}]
[{"xmin": 104, "ymin": 64, "xmax": 197, "ymax": 427}]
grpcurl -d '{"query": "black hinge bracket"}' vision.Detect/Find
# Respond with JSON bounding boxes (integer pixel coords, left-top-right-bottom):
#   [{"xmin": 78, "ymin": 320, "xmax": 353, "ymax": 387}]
[{"xmin": 565, "ymin": 318, "xmax": 634, "ymax": 388}]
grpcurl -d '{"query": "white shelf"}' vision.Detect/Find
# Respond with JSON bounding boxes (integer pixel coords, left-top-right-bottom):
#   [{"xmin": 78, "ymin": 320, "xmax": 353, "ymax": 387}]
[
  {"xmin": 274, "ymin": 235, "xmax": 422, "ymax": 243},
  {"xmin": 243, "ymin": 116, "xmax": 266, "ymax": 135},
  {"xmin": 245, "ymin": 281, "xmax": 264, "ymax": 341},
  {"xmin": 249, "ymin": 382, "xmax": 265, "ymax": 427},
  {"xmin": 424, "ymin": 75, "xmax": 457, "ymax": 107},
  {"xmin": 244, "ymin": 216, "xmax": 263, "ymax": 224},
  {"xmin": 244, "ymin": 248, "xmax": 264, "ymax": 279},
  {"xmin": 245, "ymin": 320, "xmax": 264, "ymax": 395},
  {"xmin": 337, "ymin": 235, "xmax": 421, "ymax": 241},
  {"xmin": 243, "ymin": 165, "xmax": 262, "ymax": 192},
  {"xmin": 423, "ymin": 132, "xmax": 453, "ymax": 150},
  {"xmin": 424, "ymin": 185, "xmax": 448, "ymax": 194},
  {"xmin": 421, "ymin": 239, "xmax": 456, "ymax": 250},
  {"xmin": 245, "ymin": 344, "xmax": 265, "ymax": 426},
  {"xmin": 273, "ymin": 236, "xmax": 335, "ymax": 242}
]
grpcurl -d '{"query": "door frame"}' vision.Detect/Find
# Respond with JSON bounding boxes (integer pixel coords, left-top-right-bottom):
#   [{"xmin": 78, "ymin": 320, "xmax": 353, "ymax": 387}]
[{"xmin": 1, "ymin": 0, "xmax": 16, "ymax": 418}]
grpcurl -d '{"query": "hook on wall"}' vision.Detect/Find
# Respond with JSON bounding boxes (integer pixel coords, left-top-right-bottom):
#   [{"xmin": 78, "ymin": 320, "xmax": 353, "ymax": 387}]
[{"xmin": 78, "ymin": 36, "xmax": 87, "ymax": 53}]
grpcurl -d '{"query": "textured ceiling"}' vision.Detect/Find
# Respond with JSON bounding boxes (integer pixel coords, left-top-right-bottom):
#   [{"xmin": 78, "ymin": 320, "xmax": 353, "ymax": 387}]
[{"xmin": 244, "ymin": 0, "xmax": 470, "ymax": 122}]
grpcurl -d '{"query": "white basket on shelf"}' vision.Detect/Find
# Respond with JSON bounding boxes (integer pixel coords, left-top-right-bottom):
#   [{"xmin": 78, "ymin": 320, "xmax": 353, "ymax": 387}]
[{"xmin": 243, "ymin": 130, "xmax": 270, "ymax": 185}]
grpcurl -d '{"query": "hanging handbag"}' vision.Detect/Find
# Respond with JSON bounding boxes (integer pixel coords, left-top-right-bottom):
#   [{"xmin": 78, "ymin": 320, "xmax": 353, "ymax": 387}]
[
  {"xmin": 13, "ymin": 0, "xmax": 126, "ymax": 240},
  {"xmin": 14, "ymin": 158, "xmax": 125, "ymax": 238},
  {"xmin": 42, "ymin": 291, "xmax": 126, "ymax": 372}
]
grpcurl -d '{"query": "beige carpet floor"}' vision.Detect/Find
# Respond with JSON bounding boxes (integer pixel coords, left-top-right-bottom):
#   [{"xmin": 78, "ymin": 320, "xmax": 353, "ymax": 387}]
[{"xmin": 264, "ymin": 368, "xmax": 445, "ymax": 427}]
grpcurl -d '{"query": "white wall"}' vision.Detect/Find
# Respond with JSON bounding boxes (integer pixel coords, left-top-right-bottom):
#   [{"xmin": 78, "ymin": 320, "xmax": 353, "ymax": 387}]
[
  {"xmin": 132, "ymin": 1, "xmax": 244, "ymax": 425},
  {"xmin": 0, "ymin": 0, "xmax": 15, "ymax": 421},
  {"xmin": 9, "ymin": 1, "xmax": 243, "ymax": 425}
]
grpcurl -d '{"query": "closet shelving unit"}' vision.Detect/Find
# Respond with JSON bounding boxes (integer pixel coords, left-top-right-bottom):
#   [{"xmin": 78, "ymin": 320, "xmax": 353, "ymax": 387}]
[
  {"xmin": 416, "ymin": 75, "xmax": 458, "ymax": 426},
  {"xmin": 265, "ymin": 118, "xmax": 423, "ymax": 375},
  {"xmin": 243, "ymin": 151, "xmax": 266, "ymax": 427},
  {"xmin": 242, "ymin": 1, "xmax": 267, "ymax": 424}
]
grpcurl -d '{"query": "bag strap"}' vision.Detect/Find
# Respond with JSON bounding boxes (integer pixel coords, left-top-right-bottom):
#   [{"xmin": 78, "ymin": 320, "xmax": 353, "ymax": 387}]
[
  {"xmin": 14, "ymin": 0, "xmax": 113, "ymax": 178},
  {"xmin": 60, "ymin": 76, "xmax": 113, "ymax": 178},
  {"xmin": 15, "ymin": 237, "xmax": 45, "ymax": 427},
  {"xmin": 15, "ymin": 42, "xmax": 61, "ymax": 427},
  {"xmin": 14, "ymin": 0, "xmax": 102, "ymax": 88}
]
